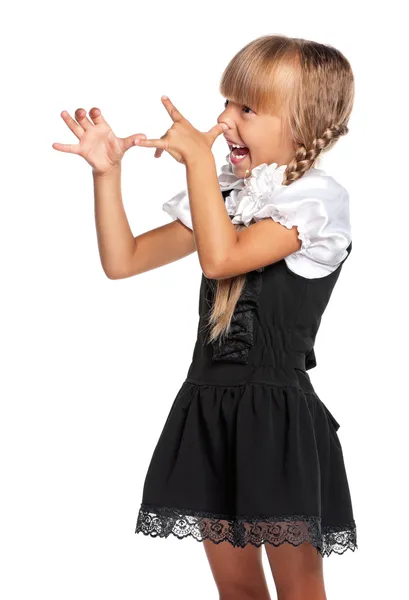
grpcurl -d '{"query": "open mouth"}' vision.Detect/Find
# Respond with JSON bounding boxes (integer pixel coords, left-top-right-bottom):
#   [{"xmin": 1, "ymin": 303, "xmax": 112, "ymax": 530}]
[{"xmin": 227, "ymin": 141, "xmax": 250, "ymax": 163}]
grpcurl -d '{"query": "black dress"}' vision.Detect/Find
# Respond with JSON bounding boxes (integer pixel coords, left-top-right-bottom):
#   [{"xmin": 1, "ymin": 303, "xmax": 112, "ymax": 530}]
[{"xmin": 135, "ymin": 191, "xmax": 357, "ymax": 558}]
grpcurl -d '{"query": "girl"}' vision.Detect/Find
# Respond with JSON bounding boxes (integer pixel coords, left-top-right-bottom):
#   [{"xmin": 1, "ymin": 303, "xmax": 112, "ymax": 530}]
[{"xmin": 53, "ymin": 34, "xmax": 357, "ymax": 600}]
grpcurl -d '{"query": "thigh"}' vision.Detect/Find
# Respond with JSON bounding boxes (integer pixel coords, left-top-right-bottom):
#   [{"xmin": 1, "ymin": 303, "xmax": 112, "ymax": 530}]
[
  {"xmin": 203, "ymin": 538, "xmax": 272, "ymax": 600},
  {"xmin": 264, "ymin": 541, "xmax": 326, "ymax": 600}
]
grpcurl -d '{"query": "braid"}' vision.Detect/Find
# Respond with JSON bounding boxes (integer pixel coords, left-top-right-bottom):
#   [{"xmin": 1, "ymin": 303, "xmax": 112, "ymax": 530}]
[{"xmin": 283, "ymin": 124, "xmax": 349, "ymax": 185}]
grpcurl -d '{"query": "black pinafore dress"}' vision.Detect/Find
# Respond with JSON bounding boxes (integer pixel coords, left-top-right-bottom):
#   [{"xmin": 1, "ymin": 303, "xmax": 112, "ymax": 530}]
[{"xmin": 135, "ymin": 193, "xmax": 357, "ymax": 558}]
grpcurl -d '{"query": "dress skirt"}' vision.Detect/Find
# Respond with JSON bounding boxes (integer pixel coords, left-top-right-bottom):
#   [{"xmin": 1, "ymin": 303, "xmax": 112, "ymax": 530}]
[{"xmin": 135, "ymin": 378, "xmax": 357, "ymax": 557}]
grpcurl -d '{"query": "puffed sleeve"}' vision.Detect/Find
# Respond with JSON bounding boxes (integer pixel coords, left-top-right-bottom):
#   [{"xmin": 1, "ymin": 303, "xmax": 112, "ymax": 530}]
[
  {"xmin": 162, "ymin": 190, "xmax": 193, "ymax": 230},
  {"xmin": 251, "ymin": 170, "xmax": 352, "ymax": 278}
]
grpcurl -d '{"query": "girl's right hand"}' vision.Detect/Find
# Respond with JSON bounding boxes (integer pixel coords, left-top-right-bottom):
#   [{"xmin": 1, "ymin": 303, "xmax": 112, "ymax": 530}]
[{"xmin": 52, "ymin": 107, "xmax": 147, "ymax": 176}]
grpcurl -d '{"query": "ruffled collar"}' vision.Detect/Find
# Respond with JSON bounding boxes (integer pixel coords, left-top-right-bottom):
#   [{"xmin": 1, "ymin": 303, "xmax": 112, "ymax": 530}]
[{"xmin": 217, "ymin": 153, "xmax": 288, "ymax": 226}]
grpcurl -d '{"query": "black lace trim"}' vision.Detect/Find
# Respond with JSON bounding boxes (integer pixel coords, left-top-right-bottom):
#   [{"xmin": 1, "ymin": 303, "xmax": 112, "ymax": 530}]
[
  {"xmin": 209, "ymin": 268, "xmax": 264, "ymax": 365},
  {"xmin": 135, "ymin": 503, "xmax": 357, "ymax": 558}
]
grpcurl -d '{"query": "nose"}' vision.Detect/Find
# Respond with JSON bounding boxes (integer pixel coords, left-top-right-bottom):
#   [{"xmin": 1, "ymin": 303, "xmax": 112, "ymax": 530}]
[
  {"xmin": 218, "ymin": 117, "xmax": 235, "ymax": 137},
  {"xmin": 217, "ymin": 107, "xmax": 235, "ymax": 132}
]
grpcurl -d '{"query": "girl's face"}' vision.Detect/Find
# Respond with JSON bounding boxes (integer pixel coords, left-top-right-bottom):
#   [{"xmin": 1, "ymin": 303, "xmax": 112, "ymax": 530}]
[{"xmin": 217, "ymin": 98, "xmax": 295, "ymax": 178}]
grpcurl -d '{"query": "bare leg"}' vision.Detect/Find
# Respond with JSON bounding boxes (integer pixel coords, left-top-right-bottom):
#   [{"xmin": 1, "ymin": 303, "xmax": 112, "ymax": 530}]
[
  {"xmin": 264, "ymin": 541, "xmax": 326, "ymax": 600},
  {"xmin": 203, "ymin": 535, "xmax": 273, "ymax": 600}
]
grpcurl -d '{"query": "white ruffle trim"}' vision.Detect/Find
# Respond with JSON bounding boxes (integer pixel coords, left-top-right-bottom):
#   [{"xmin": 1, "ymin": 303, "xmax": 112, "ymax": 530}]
[{"xmin": 162, "ymin": 155, "xmax": 351, "ymax": 278}]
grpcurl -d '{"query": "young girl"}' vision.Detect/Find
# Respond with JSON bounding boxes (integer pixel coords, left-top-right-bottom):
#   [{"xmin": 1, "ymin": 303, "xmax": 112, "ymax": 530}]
[{"xmin": 53, "ymin": 34, "xmax": 357, "ymax": 600}]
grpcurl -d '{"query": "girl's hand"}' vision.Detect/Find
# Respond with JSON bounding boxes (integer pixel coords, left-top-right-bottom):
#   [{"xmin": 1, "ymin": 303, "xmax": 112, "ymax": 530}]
[
  {"xmin": 52, "ymin": 108, "xmax": 147, "ymax": 176},
  {"xmin": 135, "ymin": 96, "xmax": 229, "ymax": 166}
]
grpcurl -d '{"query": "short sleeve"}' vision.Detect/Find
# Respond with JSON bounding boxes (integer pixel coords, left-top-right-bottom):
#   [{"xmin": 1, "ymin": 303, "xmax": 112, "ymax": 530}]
[
  {"xmin": 161, "ymin": 168, "xmax": 352, "ymax": 280},
  {"xmin": 162, "ymin": 190, "xmax": 193, "ymax": 230},
  {"xmin": 251, "ymin": 170, "xmax": 352, "ymax": 279}
]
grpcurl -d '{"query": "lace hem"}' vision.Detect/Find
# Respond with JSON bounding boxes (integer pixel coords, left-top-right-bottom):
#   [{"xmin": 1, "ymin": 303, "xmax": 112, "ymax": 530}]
[{"xmin": 135, "ymin": 503, "xmax": 357, "ymax": 558}]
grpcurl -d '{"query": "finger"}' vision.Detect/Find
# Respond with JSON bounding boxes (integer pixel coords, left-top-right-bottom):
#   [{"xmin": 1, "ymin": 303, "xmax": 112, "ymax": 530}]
[
  {"xmin": 88, "ymin": 107, "xmax": 110, "ymax": 127},
  {"xmin": 161, "ymin": 95, "xmax": 185, "ymax": 123},
  {"xmin": 154, "ymin": 133, "xmax": 167, "ymax": 158},
  {"xmin": 207, "ymin": 122, "xmax": 229, "ymax": 143},
  {"xmin": 52, "ymin": 142, "xmax": 81, "ymax": 154},
  {"xmin": 60, "ymin": 110, "xmax": 85, "ymax": 139},
  {"xmin": 75, "ymin": 108, "xmax": 94, "ymax": 130},
  {"xmin": 134, "ymin": 138, "xmax": 168, "ymax": 149},
  {"xmin": 121, "ymin": 133, "xmax": 147, "ymax": 152}
]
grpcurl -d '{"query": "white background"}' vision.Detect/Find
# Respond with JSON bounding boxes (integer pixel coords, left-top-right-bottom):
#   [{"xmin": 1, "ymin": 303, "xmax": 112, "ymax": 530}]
[{"xmin": 1, "ymin": 1, "xmax": 407, "ymax": 598}]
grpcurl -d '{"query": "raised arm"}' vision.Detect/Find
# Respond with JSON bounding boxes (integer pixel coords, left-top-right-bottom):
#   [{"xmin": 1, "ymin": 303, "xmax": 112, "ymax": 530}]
[
  {"xmin": 53, "ymin": 106, "xmax": 196, "ymax": 281},
  {"xmin": 93, "ymin": 163, "xmax": 196, "ymax": 278}
]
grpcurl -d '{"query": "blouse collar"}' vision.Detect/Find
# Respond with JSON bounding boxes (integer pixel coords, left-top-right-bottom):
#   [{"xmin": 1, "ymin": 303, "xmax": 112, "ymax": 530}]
[
  {"xmin": 217, "ymin": 153, "xmax": 288, "ymax": 225},
  {"xmin": 217, "ymin": 152, "xmax": 289, "ymax": 191},
  {"xmin": 216, "ymin": 153, "xmax": 327, "ymax": 226}
]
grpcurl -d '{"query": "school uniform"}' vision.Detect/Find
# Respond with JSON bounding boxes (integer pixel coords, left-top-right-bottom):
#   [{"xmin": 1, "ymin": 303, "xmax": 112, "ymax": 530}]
[{"xmin": 135, "ymin": 155, "xmax": 357, "ymax": 557}]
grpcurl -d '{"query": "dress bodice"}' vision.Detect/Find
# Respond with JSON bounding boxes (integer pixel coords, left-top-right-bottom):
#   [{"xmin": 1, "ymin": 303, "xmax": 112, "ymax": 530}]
[
  {"xmin": 186, "ymin": 233, "xmax": 352, "ymax": 389},
  {"xmin": 164, "ymin": 161, "xmax": 352, "ymax": 389}
]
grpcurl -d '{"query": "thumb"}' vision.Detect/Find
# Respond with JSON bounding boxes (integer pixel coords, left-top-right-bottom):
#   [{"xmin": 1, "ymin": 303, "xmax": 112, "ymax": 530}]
[
  {"xmin": 207, "ymin": 122, "xmax": 229, "ymax": 143},
  {"xmin": 122, "ymin": 133, "xmax": 147, "ymax": 152}
]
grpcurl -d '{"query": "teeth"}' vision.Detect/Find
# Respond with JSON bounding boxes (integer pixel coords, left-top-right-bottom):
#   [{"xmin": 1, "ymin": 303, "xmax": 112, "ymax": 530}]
[{"xmin": 227, "ymin": 140, "xmax": 246, "ymax": 149}]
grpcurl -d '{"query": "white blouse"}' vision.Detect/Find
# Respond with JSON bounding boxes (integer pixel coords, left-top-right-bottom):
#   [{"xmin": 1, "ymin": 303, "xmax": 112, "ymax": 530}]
[{"xmin": 162, "ymin": 153, "xmax": 352, "ymax": 279}]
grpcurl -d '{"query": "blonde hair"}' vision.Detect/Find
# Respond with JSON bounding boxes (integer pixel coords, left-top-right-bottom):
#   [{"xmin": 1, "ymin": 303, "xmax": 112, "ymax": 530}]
[{"xmin": 206, "ymin": 34, "xmax": 355, "ymax": 345}]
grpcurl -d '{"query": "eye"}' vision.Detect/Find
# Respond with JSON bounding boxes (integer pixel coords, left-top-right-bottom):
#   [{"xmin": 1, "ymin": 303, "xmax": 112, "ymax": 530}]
[{"xmin": 223, "ymin": 99, "xmax": 254, "ymax": 114}]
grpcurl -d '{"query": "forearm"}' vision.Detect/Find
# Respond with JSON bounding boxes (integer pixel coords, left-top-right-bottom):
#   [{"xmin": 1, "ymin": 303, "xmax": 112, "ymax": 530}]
[
  {"xmin": 185, "ymin": 153, "xmax": 238, "ymax": 276},
  {"xmin": 93, "ymin": 164, "xmax": 136, "ymax": 278}
]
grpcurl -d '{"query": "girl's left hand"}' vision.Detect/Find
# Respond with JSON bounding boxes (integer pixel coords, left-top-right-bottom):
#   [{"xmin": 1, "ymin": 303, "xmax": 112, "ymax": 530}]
[{"xmin": 134, "ymin": 96, "xmax": 229, "ymax": 165}]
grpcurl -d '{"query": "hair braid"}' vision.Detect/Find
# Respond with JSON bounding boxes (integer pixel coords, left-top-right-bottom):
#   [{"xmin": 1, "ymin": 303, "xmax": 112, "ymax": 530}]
[{"xmin": 284, "ymin": 124, "xmax": 349, "ymax": 185}]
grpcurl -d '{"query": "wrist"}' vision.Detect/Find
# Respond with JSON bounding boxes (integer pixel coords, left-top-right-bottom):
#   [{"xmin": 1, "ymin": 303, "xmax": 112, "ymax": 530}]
[
  {"xmin": 92, "ymin": 163, "xmax": 121, "ymax": 179},
  {"xmin": 185, "ymin": 150, "xmax": 215, "ymax": 170}
]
